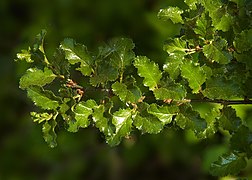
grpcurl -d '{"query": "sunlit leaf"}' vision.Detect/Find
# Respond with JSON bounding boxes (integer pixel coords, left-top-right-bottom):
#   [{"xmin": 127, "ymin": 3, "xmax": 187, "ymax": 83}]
[
  {"xmin": 112, "ymin": 82, "xmax": 137, "ymax": 103},
  {"xmin": 153, "ymin": 85, "xmax": 186, "ymax": 101},
  {"xmin": 158, "ymin": 7, "xmax": 184, "ymax": 24},
  {"xmin": 180, "ymin": 61, "xmax": 206, "ymax": 93},
  {"xmin": 68, "ymin": 100, "xmax": 96, "ymax": 132},
  {"xmin": 133, "ymin": 113, "xmax": 164, "ymax": 134},
  {"xmin": 163, "ymin": 38, "xmax": 187, "ymax": 55},
  {"xmin": 134, "ymin": 56, "xmax": 162, "ymax": 91},
  {"xmin": 27, "ymin": 86, "xmax": 60, "ymax": 110},
  {"xmin": 92, "ymin": 105, "xmax": 113, "ymax": 137},
  {"xmin": 42, "ymin": 119, "xmax": 57, "ymax": 148},
  {"xmin": 103, "ymin": 38, "xmax": 135, "ymax": 69},
  {"xmin": 203, "ymin": 39, "xmax": 232, "ymax": 64},
  {"xmin": 31, "ymin": 112, "xmax": 53, "ymax": 124},
  {"xmin": 163, "ymin": 52, "xmax": 184, "ymax": 79},
  {"xmin": 147, "ymin": 104, "xmax": 178, "ymax": 124},
  {"xmin": 16, "ymin": 49, "xmax": 33, "ymax": 63},
  {"xmin": 60, "ymin": 38, "xmax": 93, "ymax": 76},
  {"xmin": 108, "ymin": 108, "xmax": 132, "ymax": 146},
  {"xmin": 19, "ymin": 67, "xmax": 56, "ymax": 89},
  {"xmin": 185, "ymin": 0, "xmax": 198, "ymax": 10}
]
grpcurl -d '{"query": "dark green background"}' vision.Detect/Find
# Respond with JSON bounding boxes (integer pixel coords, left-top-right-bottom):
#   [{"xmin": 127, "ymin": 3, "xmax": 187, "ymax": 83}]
[{"xmin": 1, "ymin": 0, "xmax": 252, "ymax": 179}]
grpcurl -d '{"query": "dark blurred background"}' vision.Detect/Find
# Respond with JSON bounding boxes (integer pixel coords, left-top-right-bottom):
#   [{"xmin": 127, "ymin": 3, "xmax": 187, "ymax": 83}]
[{"xmin": 1, "ymin": 0, "xmax": 252, "ymax": 179}]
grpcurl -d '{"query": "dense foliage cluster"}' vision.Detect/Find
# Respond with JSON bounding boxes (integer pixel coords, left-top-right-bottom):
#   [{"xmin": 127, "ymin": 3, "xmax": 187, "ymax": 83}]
[{"xmin": 16, "ymin": 0, "xmax": 252, "ymax": 176}]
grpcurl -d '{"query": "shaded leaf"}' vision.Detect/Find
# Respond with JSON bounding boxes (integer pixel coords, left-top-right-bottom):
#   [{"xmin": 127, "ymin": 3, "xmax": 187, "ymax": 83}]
[
  {"xmin": 203, "ymin": 76, "xmax": 243, "ymax": 100},
  {"xmin": 32, "ymin": 29, "xmax": 47, "ymax": 52},
  {"xmin": 231, "ymin": 125, "xmax": 252, "ymax": 157},
  {"xmin": 234, "ymin": 29, "xmax": 252, "ymax": 53},
  {"xmin": 219, "ymin": 106, "xmax": 241, "ymax": 133},
  {"xmin": 50, "ymin": 48, "xmax": 70, "ymax": 77},
  {"xmin": 175, "ymin": 105, "xmax": 207, "ymax": 135},
  {"xmin": 210, "ymin": 152, "xmax": 247, "ymax": 176},
  {"xmin": 90, "ymin": 63, "xmax": 118, "ymax": 86}
]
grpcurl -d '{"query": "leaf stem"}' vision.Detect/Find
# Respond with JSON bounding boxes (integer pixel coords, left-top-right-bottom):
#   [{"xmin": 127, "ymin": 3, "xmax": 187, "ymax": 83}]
[{"xmin": 188, "ymin": 98, "xmax": 252, "ymax": 105}]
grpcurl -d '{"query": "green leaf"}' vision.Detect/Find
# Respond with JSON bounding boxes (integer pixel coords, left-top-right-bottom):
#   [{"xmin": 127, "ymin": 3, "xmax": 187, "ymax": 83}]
[
  {"xmin": 203, "ymin": 39, "xmax": 232, "ymax": 64},
  {"xmin": 163, "ymin": 38, "xmax": 187, "ymax": 55},
  {"xmin": 200, "ymin": 0, "xmax": 233, "ymax": 32},
  {"xmin": 210, "ymin": 9, "xmax": 233, "ymax": 32},
  {"xmin": 108, "ymin": 108, "xmax": 132, "ymax": 146},
  {"xmin": 194, "ymin": 13, "xmax": 213, "ymax": 39},
  {"xmin": 203, "ymin": 76, "xmax": 243, "ymax": 100},
  {"xmin": 89, "ymin": 63, "xmax": 119, "ymax": 86},
  {"xmin": 158, "ymin": 7, "xmax": 184, "ymax": 24},
  {"xmin": 147, "ymin": 104, "xmax": 178, "ymax": 124},
  {"xmin": 234, "ymin": 29, "xmax": 252, "ymax": 53},
  {"xmin": 19, "ymin": 67, "xmax": 56, "ymax": 89},
  {"xmin": 50, "ymin": 48, "xmax": 70, "ymax": 77},
  {"xmin": 153, "ymin": 85, "xmax": 186, "ymax": 101},
  {"xmin": 180, "ymin": 61, "xmax": 206, "ymax": 93},
  {"xmin": 175, "ymin": 105, "xmax": 207, "ymax": 135},
  {"xmin": 185, "ymin": 0, "xmax": 198, "ymax": 10},
  {"xmin": 133, "ymin": 114, "xmax": 164, "ymax": 134},
  {"xmin": 32, "ymin": 29, "xmax": 47, "ymax": 52},
  {"xmin": 42, "ymin": 119, "xmax": 57, "ymax": 148},
  {"xmin": 231, "ymin": 125, "xmax": 252, "ymax": 157},
  {"xmin": 200, "ymin": 0, "xmax": 222, "ymax": 12},
  {"xmin": 102, "ymin": 38, "xmax": 135, "ymax": 69},
  {"xmin": 92, "ymin": 105, "xmax": 113, "ymax": 137},
  {"xmin": 112, "ymin": 82, "xmax": 137, "ymax": 103},
  {"xmin": 27, "ymin": 86, "xmax": 60, "ymax": 110},
  {"xmin": 134, "ymin": 56, "xmax": 162, "ymax": 91},
  {"xmin": 31, "ymin": 112, "xmax": 53, "ymax": 123},
  {"xmin": 219, "ymin": 106, "xmax": 241, "ymax": 133},
  {"xmin": 234, "ymin": 51, "xmax": 252, "ymax": 70},
  {"xmin": 68, "ymin": 100, "xmax": 97, "ymax": 132},
  {"xmin": 210, "ymin": 152, "xmax": 247, "ymax": 176},
  {"xmin": 60, "ymin": 38, "xmax": 93, "ymax": 76},
  {"xmin": 163, "ymin": 52, "xmax": 184, "ymax": 79},
  {"xmin": 16, "ymin": 49, "xmax": 33, "ymax": 63}
]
